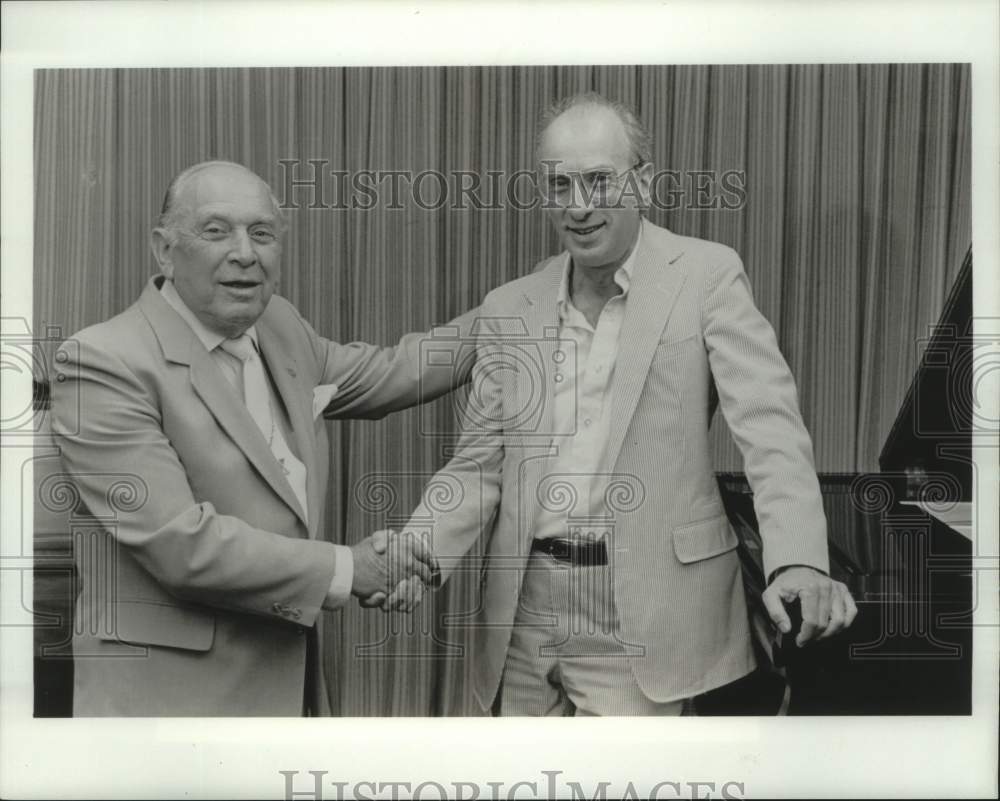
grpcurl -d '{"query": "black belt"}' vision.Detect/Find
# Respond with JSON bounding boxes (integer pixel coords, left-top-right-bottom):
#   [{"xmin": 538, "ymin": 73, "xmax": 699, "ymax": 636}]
[{"xmin": 531, "ymin": 537, "xmax": 608, "ymax": 566}]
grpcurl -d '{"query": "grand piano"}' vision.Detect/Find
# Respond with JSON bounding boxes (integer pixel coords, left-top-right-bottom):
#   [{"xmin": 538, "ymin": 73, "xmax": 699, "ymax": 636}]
[{"xmin": 700, "ymin": 249, "xmax": 975, "ymax": 715}]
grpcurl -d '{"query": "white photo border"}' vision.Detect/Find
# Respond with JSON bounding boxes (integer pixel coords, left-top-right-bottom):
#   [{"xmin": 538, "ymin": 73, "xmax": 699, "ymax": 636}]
[{"xmin": 2, "ymin": 1, "xmax": 997, "ymax": 799}]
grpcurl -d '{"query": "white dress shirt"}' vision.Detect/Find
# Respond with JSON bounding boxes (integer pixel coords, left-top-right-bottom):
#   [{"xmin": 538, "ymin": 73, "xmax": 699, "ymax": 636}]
[
  {"xmin": 532, "ymin": 221, "xmax": 643, "ymax": 542},
  {"xmin": 159, "ymin": 279, "xmax": 352, "ymax": 607}
]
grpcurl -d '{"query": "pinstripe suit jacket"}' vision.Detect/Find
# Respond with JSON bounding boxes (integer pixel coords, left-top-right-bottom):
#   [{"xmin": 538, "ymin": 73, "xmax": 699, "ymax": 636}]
[{"xmin": 416, "ymin": 221, "xmax": 830, "ymax": 710}]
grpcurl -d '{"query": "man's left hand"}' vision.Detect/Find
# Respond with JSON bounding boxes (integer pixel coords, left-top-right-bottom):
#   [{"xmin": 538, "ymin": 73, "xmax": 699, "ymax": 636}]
[{"xmin": 762, "ymin": 566, "xmax": 858, "ymax": 647}]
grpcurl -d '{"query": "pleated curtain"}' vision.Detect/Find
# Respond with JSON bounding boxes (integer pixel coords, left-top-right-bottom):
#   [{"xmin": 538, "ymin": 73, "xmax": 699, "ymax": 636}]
[{"xmin": 33, "ymin": 64, "xmax": 971, "ymax": 715}]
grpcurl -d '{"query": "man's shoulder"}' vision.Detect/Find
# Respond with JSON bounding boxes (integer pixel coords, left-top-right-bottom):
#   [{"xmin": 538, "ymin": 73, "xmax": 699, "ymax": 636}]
[
  {"xmin": 642, "ymin": 221, "xmax": 741, "ymax": 267},
  {"xmin": 260, "ymin": 292, "xmax": 302, "ymax": 320},
  {"xmin": 65, "ymin": 297, "xmax": 153, "ymax": 356},
  {"xmin": 482, "ymin": 255, "xmax": 562, "ymax": 310},
  {"xmin": 257, "ymin": 293, "xmax": 318, "ymax": 353},
  {"xmin": 51, "ymin": 298, "xmax": 163, "ymax": 400}
]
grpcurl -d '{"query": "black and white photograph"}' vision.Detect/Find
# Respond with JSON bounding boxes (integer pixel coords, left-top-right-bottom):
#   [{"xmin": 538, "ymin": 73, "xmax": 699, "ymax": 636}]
[{"xmin": 2, "ymin": 1, "xmax": 997, "ymax": 799}]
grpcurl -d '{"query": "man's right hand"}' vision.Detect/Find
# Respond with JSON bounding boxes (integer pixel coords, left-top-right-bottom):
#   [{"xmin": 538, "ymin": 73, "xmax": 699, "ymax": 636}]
[{"xmin": 349, "ymin": 528, "xmax": 438, "ymax": 600}]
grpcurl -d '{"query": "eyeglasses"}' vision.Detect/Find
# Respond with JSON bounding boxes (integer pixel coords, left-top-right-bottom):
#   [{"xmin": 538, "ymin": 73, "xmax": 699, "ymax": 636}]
[{"xmin": 539, "ymin": 161, "xmax": 645, "ymax": 206}]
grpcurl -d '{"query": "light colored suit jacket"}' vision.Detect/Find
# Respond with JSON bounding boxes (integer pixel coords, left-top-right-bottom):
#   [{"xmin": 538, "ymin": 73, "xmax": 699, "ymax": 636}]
[
  {"xmin": 414, "ymin": 222, "xmax": 830, "ymax": 711},
  {"xmin": 50, "ymin": 276, "xmax": 472, "ymax": 716}
]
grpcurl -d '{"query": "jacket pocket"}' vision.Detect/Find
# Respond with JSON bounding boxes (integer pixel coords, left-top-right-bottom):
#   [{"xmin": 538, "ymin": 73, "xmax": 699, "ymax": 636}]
[
  {"xmin": 99, "ymin": 599, "xmax": 215, "ymax": 652},
  {"xmin": 651, "ymin": 333, "xmax": 699, "ymax": 365},
  {"xmin": 672, "ymin": 513, "xmax": 739, "ymax": 564}
]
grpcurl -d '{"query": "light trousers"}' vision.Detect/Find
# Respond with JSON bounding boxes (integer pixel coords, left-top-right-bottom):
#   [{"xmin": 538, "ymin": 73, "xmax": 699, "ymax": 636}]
[{"xmin": 499, "ymin": 551, "xmax": 688, "ymax": 716}]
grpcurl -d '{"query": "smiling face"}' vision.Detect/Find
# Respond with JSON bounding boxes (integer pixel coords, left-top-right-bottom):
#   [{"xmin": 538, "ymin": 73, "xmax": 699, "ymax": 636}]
[
  {"xmin": 151, "ymin": 164, "xmax": 282, "ymax": 338},
  {"xmin": 537, "ymin": 104, "xmax": 651, "ymax": 273}
]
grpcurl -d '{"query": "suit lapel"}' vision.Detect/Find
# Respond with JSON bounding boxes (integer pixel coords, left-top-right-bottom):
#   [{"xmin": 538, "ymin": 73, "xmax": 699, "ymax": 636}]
[
  {"xmin": 601, "ymin": 225, "xmax": 689, "ymax": 475},
  {"xmin": 257, "ymin": 326, "xmax": 316, "ymax": 535},
  {"xmin": 139, "ymin": 279, "xmax": 310, "ymax": 530},
  {"xmin": 515, "ymin": 261, "xmax": 563, "ymax": 539},
  {"xmin": 188, "ymin": 350, "xmax": 308, "ymax": 528}
]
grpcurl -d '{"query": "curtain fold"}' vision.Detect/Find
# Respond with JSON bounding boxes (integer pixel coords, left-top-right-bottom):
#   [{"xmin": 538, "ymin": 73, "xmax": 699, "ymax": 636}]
[{"xmin": 33, "ymin": 64, "xmax": 971, "ymax": 715}]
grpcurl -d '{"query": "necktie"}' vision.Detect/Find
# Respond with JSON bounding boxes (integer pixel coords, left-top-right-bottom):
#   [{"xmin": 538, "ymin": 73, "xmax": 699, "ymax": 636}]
[{"xmin": 220, "ymin": 334, "xmax": 308, "ymax": 522}]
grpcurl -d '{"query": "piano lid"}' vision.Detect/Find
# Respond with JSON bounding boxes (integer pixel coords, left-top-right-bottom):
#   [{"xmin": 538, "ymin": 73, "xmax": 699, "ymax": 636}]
[{"xmin": 879, "ymin": 247, "xmax": 972, "ymax": 501}]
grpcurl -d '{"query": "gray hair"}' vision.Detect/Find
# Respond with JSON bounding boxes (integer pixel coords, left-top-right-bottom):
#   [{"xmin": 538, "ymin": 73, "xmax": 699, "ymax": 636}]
[
  {"xmin": 157, "ymin": 160, "xmax": 287, "ymax": 233},
  {"xmin": 535, "ymin": 92, "xmax": 653, "ymax": 166}
]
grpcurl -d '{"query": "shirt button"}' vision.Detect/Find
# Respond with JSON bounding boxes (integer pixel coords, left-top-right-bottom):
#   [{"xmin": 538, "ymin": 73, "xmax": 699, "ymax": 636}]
[
  {"xmin": 584, "ymin": 418, "xmax": 592, "ymax": 427},
  {"xmin": 554, "ymin": 374, "xmax": 563, "ymax": 383}
]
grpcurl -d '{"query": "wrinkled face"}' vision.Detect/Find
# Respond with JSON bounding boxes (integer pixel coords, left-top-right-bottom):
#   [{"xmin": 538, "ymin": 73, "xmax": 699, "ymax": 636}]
[
  {"xmin": 537, "ymin": 105, "xmax": 651, "ymax": 272},
  {"xmin": 152, "ymin": 165, "xmax": 282, "ymax": 338}
]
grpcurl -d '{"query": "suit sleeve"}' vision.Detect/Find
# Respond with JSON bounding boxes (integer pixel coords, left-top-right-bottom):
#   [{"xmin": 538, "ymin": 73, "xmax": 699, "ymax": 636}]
[
  {"xmin": 402, "ymin": 306, "xmax": 507, "ymax": 581},
  {"xmin": 702, "ymin": 250, "xmax": 830, "ymax": 579},
  {"xmin": 298, "ymin": 306, "xmax": 480, "ymax": 420},
  {"xmin": 50, "ymin": 337, "xmax": 339, "ymax": 627}
]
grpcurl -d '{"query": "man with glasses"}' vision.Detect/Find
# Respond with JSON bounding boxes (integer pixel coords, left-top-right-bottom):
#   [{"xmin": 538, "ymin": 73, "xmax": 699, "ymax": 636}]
[{"xmin": 386, "ymin": 92, "xmax": 856, "ymax": 716}]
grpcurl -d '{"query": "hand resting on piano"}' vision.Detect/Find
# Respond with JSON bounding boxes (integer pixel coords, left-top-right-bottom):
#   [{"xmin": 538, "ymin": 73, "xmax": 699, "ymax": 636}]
[{"xmin": 763, "ymin": 565, "xmax": 858, "ymax": 647}]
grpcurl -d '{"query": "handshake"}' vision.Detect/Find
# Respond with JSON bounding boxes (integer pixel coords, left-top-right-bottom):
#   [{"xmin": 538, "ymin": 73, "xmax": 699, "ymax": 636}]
[{"xmin": 348, "ymin": 529, "xmax": 440, "ymax": 612}]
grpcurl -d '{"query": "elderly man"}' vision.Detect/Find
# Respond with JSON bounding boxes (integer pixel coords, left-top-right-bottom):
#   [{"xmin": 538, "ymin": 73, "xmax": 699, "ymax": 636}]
[
  {"xmin": 389, "ymin": 93, "xmax": 857, "ymax": 716},
  {"xmin": 50, "ymin": 161, "xmax": 472, "ymax": 716}
]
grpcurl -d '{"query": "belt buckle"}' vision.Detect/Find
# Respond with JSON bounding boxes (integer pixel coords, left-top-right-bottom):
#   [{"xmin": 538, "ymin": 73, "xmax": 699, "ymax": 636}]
[{"xmin": 551, "ymin": 539, "xmax": 571, "ymax": 561}]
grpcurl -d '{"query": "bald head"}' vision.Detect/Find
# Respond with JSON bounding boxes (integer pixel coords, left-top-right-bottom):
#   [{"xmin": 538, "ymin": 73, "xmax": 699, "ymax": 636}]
[
  {"xmin": 537, "ymin": 103, "xmax": 636, "ymax": 171},
  {"xmin": 158, "ymin": 161, "xmax": 286, "ymax": 234},
  {"xmin": 535, "ymin": 92, "xmax": 652, "ymax": 167}
]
